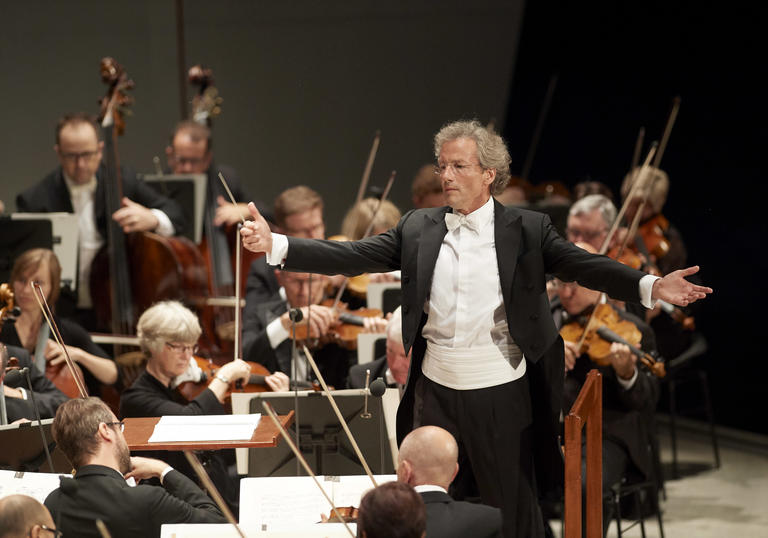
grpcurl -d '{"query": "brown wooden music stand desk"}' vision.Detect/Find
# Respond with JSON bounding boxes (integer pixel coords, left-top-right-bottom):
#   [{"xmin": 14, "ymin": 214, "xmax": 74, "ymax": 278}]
[{"xmin": 123, "ymin": 411, "xmax": 294, "ymax": 451}]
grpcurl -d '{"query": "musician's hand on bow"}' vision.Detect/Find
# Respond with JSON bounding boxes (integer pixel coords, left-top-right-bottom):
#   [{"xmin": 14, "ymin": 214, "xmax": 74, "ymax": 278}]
[
  {"xmin": 563, "ymin": 340, "xmax": 579, "ymax": 372},
  {"xmin": 240, "ymin": 202, "xmax": 273, "ymax": 254},
  {"xmin": 214, "ymin": 195, "xmax": 250, "ymax": 226},
  {"xmin": 113, "ymin": 197, "xmax": 159, "ymax": 233},
  {"xmin": 651, "ymin": 265, "xmax": 712, "ymax": 307}
]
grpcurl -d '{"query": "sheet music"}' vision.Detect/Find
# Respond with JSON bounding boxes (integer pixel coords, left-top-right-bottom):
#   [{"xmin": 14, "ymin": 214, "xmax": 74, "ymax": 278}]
[
  {"xmin": 239, "ymin": 475, "xmax": 395, "ymax": 530},
  {"xmin": 148, "ymin": 414, "xmax": 261, "ymax": 443},
  {"xmin": 0, "ymin": 470, "xmax": 70, "ymax": 504}
]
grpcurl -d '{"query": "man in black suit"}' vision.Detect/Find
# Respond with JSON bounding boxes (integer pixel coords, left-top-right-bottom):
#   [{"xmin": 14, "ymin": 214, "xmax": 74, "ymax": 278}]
[
  {"xmin": 44, "ymin": 397, "xmax": 225, "ymax": 538},
  {"xmin": 240, "ymin": 120, "xmax": 711, "ymax": 537},
  {"xmin": 398, "ymin": 425, "xmax": 502, "ymax": 538},
  {"xmin": 348, "ymin": 306, "xmax": 410, "ymax": 392},
  {"xmin": 16, "ymin": 113, "xmax": 185, "ymax": 326},
  {"xmin": 1, "ymin": 343, "xmax": 67, "ymax": 423}
]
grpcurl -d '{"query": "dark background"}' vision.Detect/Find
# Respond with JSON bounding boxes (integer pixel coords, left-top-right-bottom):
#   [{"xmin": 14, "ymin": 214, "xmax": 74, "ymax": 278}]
[
  {"xmin": 1, "ymin": 1, "xmax": 764, "ymax": 433},
  {"xmin": 505, "ymin": 0, "xmax": 767, "ymax": 434}
]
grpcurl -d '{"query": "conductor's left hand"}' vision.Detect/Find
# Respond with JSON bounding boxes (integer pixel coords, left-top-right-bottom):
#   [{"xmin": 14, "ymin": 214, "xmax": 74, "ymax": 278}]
[
  {"xmin": 240, "ymin": 202, "xmax": 273, "ymax": 254},
  {"xmin": 651, "ymin": 265, "xmax": 712, "ymax": 307}
]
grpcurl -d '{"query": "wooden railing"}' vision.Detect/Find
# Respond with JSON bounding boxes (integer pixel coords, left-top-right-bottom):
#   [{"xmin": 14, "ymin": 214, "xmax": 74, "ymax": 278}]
[{"xmin": 564, "ymin": 369, "xmax": 602, "ymax": 538}]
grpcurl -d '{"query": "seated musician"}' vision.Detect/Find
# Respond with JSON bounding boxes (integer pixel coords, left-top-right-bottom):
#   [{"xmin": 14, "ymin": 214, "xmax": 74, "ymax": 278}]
[
  {"xmin": 348, "ymin": 306, "xmax": 410, "ymax": 393},
  {"xmin": 45, "ymin": 397, "xmax": 226, "ymax": 537},
  {"xmin": 15, "ymin": 113, "xmax": 186, "ymax": 329},
  {"xmin": 565, "ymin": 194, "xmax": 617, "ymax": 252},
  {"xmin": 1, "ymin": 342, "xmax": 67, "ymax": 423},
  {"xmin": 119, "ymin": 300, "xmax": 287, "ymax": 513},
  {"xmin": 357, "ymin": 481, "xmax": 427, "ymax": 538},
  {"xmin": 1, "ymin": 248, "xmax": 118, "ymax": 396},
  {"xmin": 0, "ymin": 494, "xmax": 57, "ymax": 538},
  {"xmin": 397, "ymin": 426, "xmax": 502, "ymax": 538},
  {"xmin": 620, "ymin": 166, "xmax": 686, "ymax": 276},
  {"xmin": 243, "ymin": 269, "xmax": 387, "ymax": 389},
  {"xmin": 551, "ymin": 242, "xmax": 660, "ymax": 535}
]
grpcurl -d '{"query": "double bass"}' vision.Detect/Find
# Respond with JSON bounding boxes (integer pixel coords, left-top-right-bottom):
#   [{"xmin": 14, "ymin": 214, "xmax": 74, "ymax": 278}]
[{"xmin": 89, "ymin": 58, "xmax": 208, "ymax": 355}]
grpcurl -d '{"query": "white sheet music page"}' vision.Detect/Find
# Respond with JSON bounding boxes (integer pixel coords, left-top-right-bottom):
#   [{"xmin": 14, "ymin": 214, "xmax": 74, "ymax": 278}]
[
  {"xmin": 239, "ymin": 474, "xmax": 395, "ymax": 530},
  {"xmin": 0, "ymin": 470, "xmax": 71, "ymax": 504},
  {"xmin": 147, "ymin": 414, "xmax": 261, "ymax": 443}
]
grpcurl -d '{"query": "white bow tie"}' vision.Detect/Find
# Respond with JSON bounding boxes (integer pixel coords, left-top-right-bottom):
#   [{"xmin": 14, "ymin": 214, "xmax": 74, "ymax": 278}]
[{"xmin": 445, "ymin": 212, "xmax": 479, "ymax": 233}]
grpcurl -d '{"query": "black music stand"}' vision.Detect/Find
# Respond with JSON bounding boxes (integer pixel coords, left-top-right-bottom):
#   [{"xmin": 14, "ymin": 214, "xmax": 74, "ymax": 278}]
[
  {"xmin": 0, "ymin": 419, "xmax": 71, "ymax": 473},
  {"xmin": 247, "ymin": 391, "xmax": 393, "ymax": 477}
]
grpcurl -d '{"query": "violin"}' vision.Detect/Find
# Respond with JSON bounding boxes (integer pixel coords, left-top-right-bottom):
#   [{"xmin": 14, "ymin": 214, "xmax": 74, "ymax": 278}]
[
  {"xmin": 560, "ymin": 303, "xmax": 666, "ymax": 378},
  {"xmin": 321, "ymin": 506, "xmax": 358, "ymax": 524},
  {"xmin": 290, "ymin": 300, "xmax": 383, "ymax": 351},
  {"xmin": 637, "ymin": 213, "xmax": 671, "ymax": 261},
  {"xmin": 175, "ymin": 356, "xmax": 271, "ymax": 405}
]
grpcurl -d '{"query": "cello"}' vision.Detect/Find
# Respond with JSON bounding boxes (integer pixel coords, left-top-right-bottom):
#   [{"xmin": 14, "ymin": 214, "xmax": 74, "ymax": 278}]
[{"xmin": 89, "ymin": 57, "xmax": 208, "ymax": 363}]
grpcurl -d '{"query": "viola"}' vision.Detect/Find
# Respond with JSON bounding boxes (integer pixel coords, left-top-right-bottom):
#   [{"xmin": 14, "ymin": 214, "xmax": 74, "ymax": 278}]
[
  {"xmin": 637, "ymin": 213, "xmax": 671, "ymax": 261},
  {"xmin": 560, "ymin": 302, "xmax": 666, "ymax": 378},
  {"xmin": 175, "ymin": 356, "xmax": 271, "ymax": 405}
]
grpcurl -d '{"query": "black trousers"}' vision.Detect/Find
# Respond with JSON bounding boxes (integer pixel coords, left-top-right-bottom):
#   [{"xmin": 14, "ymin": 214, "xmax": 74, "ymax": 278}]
[{"xmin": 413, "ymin": 374, "xmax": 544, "ymax": 538}]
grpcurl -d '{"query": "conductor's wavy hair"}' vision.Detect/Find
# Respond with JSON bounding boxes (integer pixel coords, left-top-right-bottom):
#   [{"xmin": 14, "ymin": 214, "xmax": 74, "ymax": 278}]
[
  {"xmin": 136, "ymin": 300, "xmax": 201, "ymax": 356},
  {"xmin": 433, "ymin": 120, "xmax": 512, "ymax": 195}
]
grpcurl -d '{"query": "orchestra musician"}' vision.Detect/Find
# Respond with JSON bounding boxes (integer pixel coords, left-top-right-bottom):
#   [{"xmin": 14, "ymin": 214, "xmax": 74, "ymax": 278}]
[
  {"xmin": 397, "ymin": 426, "xmax": 503, "ymax": 538},
  {"xmin": 240, "ymin": 119, "xmax": 711, "ymax": 537},
  {"xmin": 1, "ymin": 249, "xmax": 118, "ymax": 395},
  {"xmin": 44, "ymin": 397, "xmax": 226, "ymax": 537},
  {"xmin": 119, "ymin": 300, "xmax": 282, "ymax": 514},
  {"xmin": 1, "ymin": 343, "xmax": 67, "ymax": 423},
  {"xmin": 15, "ymin": 113, "xmax": 186, "ymax": 329},
  {"xmin": 552, "ymin": 242, "xmax": 661, "ymax": 536},
  {"xmin": 0, "ymin": 494, "xmax": 58, "ymax": 538},
  {"xmin": 565, "ymin": 194, "xmax": 617, "ymax": 252},
  {"xmin": 356, "ymin": 481, "xmax": 427, "ymax": 538}
]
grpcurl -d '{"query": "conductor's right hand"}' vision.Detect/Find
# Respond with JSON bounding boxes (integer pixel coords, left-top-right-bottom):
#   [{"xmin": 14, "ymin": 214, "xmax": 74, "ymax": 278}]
[{"xmin": 241, "ymin": 202, "xmax": 273, "ymax": 254}]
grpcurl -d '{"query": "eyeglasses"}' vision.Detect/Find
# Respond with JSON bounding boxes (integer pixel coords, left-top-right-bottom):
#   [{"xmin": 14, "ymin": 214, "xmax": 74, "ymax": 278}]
[
  {"xmin": 433, "ymin": 162, "xmax": 484, "ymax": 177},
  {"xmin": 565, "ymin": 227, "xmax": 606, "ymax": 242},
  {"xmin": 39, "ymin": 525, "xmax": 63, "ymax": 537},
  {"xmin": 172, "ymin": 156, "xmax": 207, "ymax": 167},
  {"xmin": 105, "ymin": 421, "xmax": 125, "ymax": 433},
  {"xmin": 59, "ymin": 150, "xmax": 100, "ymax": 162},
  {"xmin": 165, "ymin": 342, "xmax": 199, "ymax": 355}
]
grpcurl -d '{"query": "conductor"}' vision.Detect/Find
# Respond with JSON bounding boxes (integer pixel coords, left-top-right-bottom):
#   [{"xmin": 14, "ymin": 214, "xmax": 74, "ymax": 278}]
[{"xmin": 240, "ymin": 120, "xmax": 711, "ymax": 537}]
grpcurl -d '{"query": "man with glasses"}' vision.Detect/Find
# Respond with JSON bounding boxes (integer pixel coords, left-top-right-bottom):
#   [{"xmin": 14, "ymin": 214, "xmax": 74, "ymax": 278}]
[
  {"xmin": 44, "ymin": 397, "xmax": 225, "ymax": 538},
  {"xmin": 239, "ymin": 119, "xmax": 711, "ymax": 537},
  {"xmin": 16, "ymin": 113, "xmax": 186, "ymax": 328},
  {"xmin": 0, "ymin": 494, "xmax": 59, "ymax": 538},
  {"xmin": 565, "ymin": 194, "xmax": 617, "ymax": 251}
]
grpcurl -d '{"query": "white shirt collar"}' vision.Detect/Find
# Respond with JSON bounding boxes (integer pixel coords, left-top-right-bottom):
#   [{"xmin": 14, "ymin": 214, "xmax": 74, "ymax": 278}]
[
  {"xmin": 450, "ymin": 196, "xmax": 494, "ymax": 232},
  {"xmin": 63, "ymin": 172, "xmax": 97, "ymax": 195},
  {"xmin": 414, "ymin": 484, "xmax": 448, "ymax": 494}
]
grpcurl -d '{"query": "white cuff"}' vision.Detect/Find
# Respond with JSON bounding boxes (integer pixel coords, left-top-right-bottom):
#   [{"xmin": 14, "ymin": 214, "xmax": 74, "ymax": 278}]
[
  {"xmin": 638, "ymin": 274, "xmax": 659, "ymax": 309},
  {"xmin": 151, "ymin": 209, "xmax": 176, "ymax": 237},
  {"xmin": 616, "ymin": 367, "xmax": 638, "ymax": 390},
  {"xmin": 18, "ymin": 387, "xmax": 28, "ymax": 400},
  {"xmin": 266, "ymin": 233, "xmax": 289, "ymax": 266},
  {"xmin": 160, "ymin": 465, "xmax": 174, "ymax": 485},
  {"xmin": 267, "ymin": 317, "xmax": 290, "ymax": 349}
]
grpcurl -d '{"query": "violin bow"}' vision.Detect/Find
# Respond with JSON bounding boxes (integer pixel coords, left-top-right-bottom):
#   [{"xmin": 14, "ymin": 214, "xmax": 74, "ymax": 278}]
[
  {"xmin": 31, "ymin": 282, "xmax": 88, "ymax": 399},
  {"xmin": 653, "ymin": 96, "xmax": 681, "ymax": 169},
  {"xmin": 355, "ymin": 130, "xmax": 382, "ymax": 205},
  {"xmin": 183, "ymin": 450, "xmax": 247, "ymax": 538},
  {"xmin": 331, "ymin": 170, "xmax": 396, "ymax": 310},
  {"xmin": 302, "ymin": 344, "xmax": 378, "ymax": 488},
  {"xmin": 630, "ymin": 126, "xmax": 645, "ymax": 171},
  {"xmin": 261, "ymin": 401, "xmax": 356, "ymax": 537},
  {"xmin": 218, "ymin": 172, "xmax": 246, "ymax": 365}
]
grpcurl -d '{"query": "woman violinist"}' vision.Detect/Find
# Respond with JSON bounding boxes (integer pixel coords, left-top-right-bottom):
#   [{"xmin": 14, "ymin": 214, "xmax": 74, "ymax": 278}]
[
  {"xmin": 119, "ymin": 300, "xmax": 287, "ymax": 514},
  {"xmin": 1, "ymin": 248, "xmax": 118, "ymax": 397}
]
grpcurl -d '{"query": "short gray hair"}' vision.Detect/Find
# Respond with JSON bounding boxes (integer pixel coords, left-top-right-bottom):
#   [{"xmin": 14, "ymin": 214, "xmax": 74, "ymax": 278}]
[
  {"xmin": 569, "ymin": 194, "xmax": 617, "ymax": 228},
  {"xmin": 433, "ymin": 120, "xmax": 511, "ymax": 195},
  {"xmin": 137, "ymin": 301, "xmax": 201, "ymax": 355}
]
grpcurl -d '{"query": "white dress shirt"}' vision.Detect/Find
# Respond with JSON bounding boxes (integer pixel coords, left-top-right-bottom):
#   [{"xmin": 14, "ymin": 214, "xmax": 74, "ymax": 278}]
[{"xmin": 63, "ymin": 173, "xmax": 175, "ymax": 308}]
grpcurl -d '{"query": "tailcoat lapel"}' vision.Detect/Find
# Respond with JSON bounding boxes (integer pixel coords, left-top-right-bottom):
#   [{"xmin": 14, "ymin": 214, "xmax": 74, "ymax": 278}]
[
  {"xmin": 416, "ymin": 208, "xmax": 450, "ymax": 310},
  {"xmin": 493, "ymin": 199, "xmax": 522, "ymax": 323}
]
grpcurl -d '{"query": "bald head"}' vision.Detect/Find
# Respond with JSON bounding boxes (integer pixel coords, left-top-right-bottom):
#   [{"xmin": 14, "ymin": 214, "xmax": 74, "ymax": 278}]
[
  {"xmin": 0, "ymin": 495, "xmax": 54, "ymax": 538},
  {"xmin": 397, "ymin": 426, "xmax": 459, "ymax": 489}
]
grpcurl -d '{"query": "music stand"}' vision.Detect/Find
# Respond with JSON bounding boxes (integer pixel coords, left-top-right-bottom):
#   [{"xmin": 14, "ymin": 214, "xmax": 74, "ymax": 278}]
[
  {"xmin": 245, "ymin": 391, "xmax": 394, "ymax": 477},
  {"xmin": 140, "ymin": 173, "xmax": 206, "ymax": 243},
  {"xmin": 0, "ymin": 218, "xmax": 52, "ymax": 283},
  {"xmin": 0, "ymin": 419, "xmax": 71, "ymax": 473}
]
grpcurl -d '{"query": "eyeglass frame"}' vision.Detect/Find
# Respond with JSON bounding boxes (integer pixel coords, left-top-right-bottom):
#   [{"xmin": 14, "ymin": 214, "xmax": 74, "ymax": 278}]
[
  {"xmin": 58, "ymin": 150, "xmax": 100, "ymax": 162},
  {"xmin": 164, "ymin": 342, "xmax": 199, "ymax": 355},
  {"xmin": 433, "ymin": 162, "xmax": 485, "ymax": 177},
  {"xmin": 39, "ymin": 524, "xmax": 63, "ymax": 537},
  {"xmin": 104, "ymin": 421, "xmax": 125, "ymax": 433}
]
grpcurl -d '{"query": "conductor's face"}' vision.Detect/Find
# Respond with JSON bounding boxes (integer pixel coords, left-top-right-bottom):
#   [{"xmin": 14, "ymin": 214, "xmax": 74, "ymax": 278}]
[
  {"xmin": 55, "ymin": 122, "xmax": 104, "ymax": 185},
  {"xmin": 437, "ymin": 137, "xmax": 495, "ymax": 215}
]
